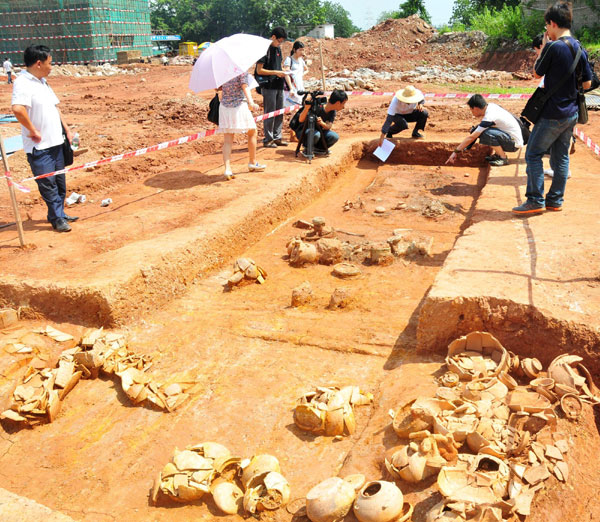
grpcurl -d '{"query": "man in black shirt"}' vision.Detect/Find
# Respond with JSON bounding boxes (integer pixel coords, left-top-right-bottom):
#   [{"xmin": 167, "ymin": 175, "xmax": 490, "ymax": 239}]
[
  {"xmin": 256, "ymin": 27, "xmax": 288, "ymax": 148},
  {"xmin": 290, "ymin": 89, "xmax": 348, "ymax": 155}
]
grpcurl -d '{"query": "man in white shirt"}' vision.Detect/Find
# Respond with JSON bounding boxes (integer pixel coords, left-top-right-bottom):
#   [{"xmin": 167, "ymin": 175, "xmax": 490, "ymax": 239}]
[
  {"xmin": 378, "ymin": 85, "xmax": 428, "ymax": 145},
  {"xmin": 446, "ymin": 94, "xmax": 523, "ymax": 167},
  {"xmin": 11, "ymin": 45, "xmax": 77, "ymax": 232},
  {"xmin": 2, "ymin": 57, "xmax": 12, "ymax": 84}
]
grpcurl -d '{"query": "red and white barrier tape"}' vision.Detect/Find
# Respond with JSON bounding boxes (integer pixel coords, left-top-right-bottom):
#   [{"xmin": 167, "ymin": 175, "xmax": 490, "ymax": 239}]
[
  {"xmin": 574, "ymin": 126, "xmax": 600, "ymax": 155},
  {"xmin": 5, "ymin": 93, "xmax": 600, "ymax": 193},
  {"xmin": 5, "ymin": 104, "xmax": 300, "ymax": 192},
  {"xmin": 342, "ymin": 91, "xmax": 532, "ymax": 100}
]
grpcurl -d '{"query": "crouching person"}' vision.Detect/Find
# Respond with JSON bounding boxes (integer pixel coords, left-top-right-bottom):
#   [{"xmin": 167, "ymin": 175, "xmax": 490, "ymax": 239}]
[
  {"xmin": 290, "ymin": 89, "xmax": 347, "ymax": 156},
  {"xmin": 446, "ymin": 94, "xmax": 523, "ymax": 166},
  {"xmin": 378, "ymin": 85, "xmax": 428, "ymax": 145}
]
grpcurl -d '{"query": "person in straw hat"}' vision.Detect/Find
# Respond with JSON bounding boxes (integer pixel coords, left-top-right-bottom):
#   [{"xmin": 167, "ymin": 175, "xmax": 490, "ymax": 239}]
[{"xmin": 378, "ymin": 85, "xmax": 428, "ymax": 146}]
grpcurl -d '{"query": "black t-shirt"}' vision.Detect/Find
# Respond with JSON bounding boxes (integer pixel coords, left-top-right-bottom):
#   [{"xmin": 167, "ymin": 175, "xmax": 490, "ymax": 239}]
[
  {"xmin": 535, "ymin": 36, "xmax": 593, "ymax": 119},
  {"xmin": 290, "ymin": 105, "xmax": 336, "ymax": 132},
  {"xmin": 257, "ymin": 45, "xmax": 284, "ymax": 90}
]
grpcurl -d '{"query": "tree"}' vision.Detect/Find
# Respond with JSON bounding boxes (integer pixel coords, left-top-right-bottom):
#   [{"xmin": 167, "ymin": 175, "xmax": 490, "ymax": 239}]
[
  {"xmin": 321, "ymin": 2, "xmax": 360, "ymax": 38},
  {"xmin": 397, "ymin": 0, "xmax": 431, "ymax": 24}
]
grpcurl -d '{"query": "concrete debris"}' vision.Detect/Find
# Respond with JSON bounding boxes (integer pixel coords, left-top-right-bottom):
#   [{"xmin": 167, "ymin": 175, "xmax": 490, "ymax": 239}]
[
  {"xmin": 1, "ymin": 328, "xmax": 196, "ymax": 427},
  {"xmin": 227, "ymin": 258, "xmax": 267, "ymax": 287},
  {"xmin": 385, "ymin": 331, "xmax": 591, "ymax": 521},
  {"xmin": 291, "ymin": 282, "xmax": 313, "ymax": 307},
  {"xmin": 294, "ymin": 386, "xmax": 373, "ymax": 437},
  {"xmin": 153, "ymin": 447, "xmax": 289, "ymax": 516}
]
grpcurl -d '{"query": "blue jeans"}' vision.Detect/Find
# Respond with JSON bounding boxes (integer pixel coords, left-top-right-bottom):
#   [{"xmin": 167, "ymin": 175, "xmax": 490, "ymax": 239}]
[
  {"xmin": 525, "ymin": 113, "xmax": 577, "ymax": 207},
  {"xmin": 479, "ymin": 128, "xmax": 517, "ymax": 152},
  {"xmin": 27, "ymin": 145, "xmax": 66, "ymax": 224},
  {"xmin": 313, "ymin": 129, "xmax": 339, "ymax": 150}
]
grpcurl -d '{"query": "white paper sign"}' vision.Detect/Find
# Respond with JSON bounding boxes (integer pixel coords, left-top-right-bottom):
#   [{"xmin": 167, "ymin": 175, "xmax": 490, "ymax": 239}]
[{"xmin": 373, "ymin": 139, "xmax": 395, "ymax": 162}]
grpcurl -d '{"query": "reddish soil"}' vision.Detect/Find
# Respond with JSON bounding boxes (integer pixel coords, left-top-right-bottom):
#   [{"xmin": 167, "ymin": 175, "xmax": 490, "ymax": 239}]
[{"xmin": 1, "ymin": 16, "xmax": 600, "ymax": 522}]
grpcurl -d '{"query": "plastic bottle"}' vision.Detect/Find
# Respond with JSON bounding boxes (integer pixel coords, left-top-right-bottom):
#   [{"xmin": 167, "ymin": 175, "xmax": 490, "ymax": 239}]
[{"xmin": 72, "ymin": 132, "xmax": 80, "ymax": 150}]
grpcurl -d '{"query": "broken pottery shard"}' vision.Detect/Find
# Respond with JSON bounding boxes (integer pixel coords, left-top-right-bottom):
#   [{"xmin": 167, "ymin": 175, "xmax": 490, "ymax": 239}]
[
  {"xmin": 293, "ymin": 219, "xmax": 313, "ymax": 229},
  {"xmin": 545, "ymin": 445, "xmax": 563, "ymax": 461},
  {"xmin": 523, "ymin": 464, "xmax": 550, "ymax": 486},
  {"xmin": 173, "ymin": 450, "xmax": 213, "ymax": 471},
  {"xmin": 555, "ymin": 461, "xmax": 569, "ymax": 482},
  {"xmin": 332, "ymin": 262, "xmax": 361, "ymax": 279},
  {"xmin": 446, "ymin": 332, "xmax": 507, "ymax": 381},
  {"xmin": 1, "ymin": 409, "xmax": 27, "ymax": 422},
  {"xmin": 554, "ymin": 439, "xmax": 569, "ymax": 454},
  {"xmin": 291, "ymin": 282, "xmax": 313, "ymax": 307},
  {"xmin": 43, "ymin": 325, "xmax": 74, "ymax": 342},
  {"xmin": 0, "ymin": 308, "xmax": 18, "ymax": 328},
  {"xmin": 54, "ymin": 360, "xmax": 75, "ymax": 389}
]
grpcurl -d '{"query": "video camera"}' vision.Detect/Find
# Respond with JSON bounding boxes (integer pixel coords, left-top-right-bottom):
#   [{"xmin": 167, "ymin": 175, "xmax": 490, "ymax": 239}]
[{"xmin": 298, "ymin": 90, "xmax": 327, "ymax": 109}]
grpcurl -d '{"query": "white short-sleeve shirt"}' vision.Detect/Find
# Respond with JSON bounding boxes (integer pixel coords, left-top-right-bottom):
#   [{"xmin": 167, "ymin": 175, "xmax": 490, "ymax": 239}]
[
  {"xmin": 3, "ymin": 60, "xmax": 12, "ymax": 73},
  {"xmin": 475, "ymin": 103, "xmax": 523, "ymax": 149},
  {"xmin": 388, "ymin": 89, "xmax": 424, "ymax": 116},
  {"xmin": 11, "ymin": 71, "xmax": 63, "ymax": 154}
]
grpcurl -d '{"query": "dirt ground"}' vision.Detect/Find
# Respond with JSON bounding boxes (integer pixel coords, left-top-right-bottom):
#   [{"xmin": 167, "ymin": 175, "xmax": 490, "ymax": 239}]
[{"xmin": 2, "ymin": 17, "xmax": 600, "ymax": 522}]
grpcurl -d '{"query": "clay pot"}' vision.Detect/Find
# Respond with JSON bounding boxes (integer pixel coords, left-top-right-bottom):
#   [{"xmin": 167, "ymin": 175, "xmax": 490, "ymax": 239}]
[
  {"xmin": 446, "ymin": 331, "xmax": 508, "ymax": 381},
  {"xmin": 212, "ymin": 480, "xmax": 243, "ymax": 515},
  {"xmin": 353, "ymin": 481, "xmax": 404, "ymax": 522},
  {"xmin": 241, "ymin": 454, "xmax": 280, "ymax": 489},
  {"xmin": 306, "ymin": 476, "xmax": 357, "ymax": 522}
]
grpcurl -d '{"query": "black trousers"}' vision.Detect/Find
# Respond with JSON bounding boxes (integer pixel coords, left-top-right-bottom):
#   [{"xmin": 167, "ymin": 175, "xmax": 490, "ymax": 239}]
[{"xmin": 386, "ymin": 109, "xmax": 429, "ymax": 136}]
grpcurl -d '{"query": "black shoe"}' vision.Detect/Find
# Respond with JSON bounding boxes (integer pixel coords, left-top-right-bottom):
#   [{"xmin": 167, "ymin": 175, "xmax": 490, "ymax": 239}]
[
  {"xmin": 386, "ymin": 133, "xmax": 394, "ymax": 138},
  {"xmin": 489, "ymin": 156, "xmax": 509, "ymax": 166},
  {"xmin": 263, "ymin": 141, "xmax": 278, "ymax": 148},
  {"xmin": 53, "ymin": 218, "xmax": 72, "ymax": 232},
  {"xmin": 64, "ymin": 214, "xmax": 79, "ymax": 222},
  {"xmin": 274, "ymin": 139, "xmax": 289, "ymax": 146},
  {"xmin": 412, "ymin": 131, "xmax": 424, "ymax": 139},
  {"xmin": 485, "ymin": 153, "xmax": 501, "ymax": 162},
  {"xmin": 314, "ymin": 149, "xmax": 330, "ymax": 156}
]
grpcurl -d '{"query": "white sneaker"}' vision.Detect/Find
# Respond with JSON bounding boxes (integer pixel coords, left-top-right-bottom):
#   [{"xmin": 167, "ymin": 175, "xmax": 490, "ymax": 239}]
[
  {"xmin": 248, "ymin": 162, "xmax": 266, "ymax": 172},
  {"xmin": 224, "ymin": 170, "xmax": 234, "ymax": 180}
]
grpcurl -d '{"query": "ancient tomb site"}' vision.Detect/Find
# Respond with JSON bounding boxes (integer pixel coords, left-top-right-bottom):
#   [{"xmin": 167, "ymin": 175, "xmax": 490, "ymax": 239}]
[{"xmin": 1, "ymin": 16, "xmax": 600, "ymax": 522}]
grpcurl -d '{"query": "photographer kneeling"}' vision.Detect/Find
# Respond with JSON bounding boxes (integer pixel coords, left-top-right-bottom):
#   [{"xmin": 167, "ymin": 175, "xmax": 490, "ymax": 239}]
[{"xmin": 290, "ymin": 89, "xmax": 347, "ymax": 156}]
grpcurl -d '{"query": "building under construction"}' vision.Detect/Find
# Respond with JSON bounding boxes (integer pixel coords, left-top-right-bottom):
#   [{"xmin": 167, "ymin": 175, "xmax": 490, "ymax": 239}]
[{"xmin": 0, "ymin": 0, "xmax": 153, "ymax": 65}]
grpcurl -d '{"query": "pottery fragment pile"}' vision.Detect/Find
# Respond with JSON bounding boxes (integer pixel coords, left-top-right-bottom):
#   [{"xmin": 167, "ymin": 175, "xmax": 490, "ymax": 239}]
[
  {"xmin": 293, "ymin": 385, "xmax": 373, "ymax": 437},
  {"xmin": 227, "ymin": 257, "xmax": 267, "ymax": 287},
  {"xmin": 1, "ymin": 328, "xmax": 195, "ymax": 426},
  {"xmin": 387, "ymin": 331, "xmax": 600, "ymax": 521},
  {"xmin": 152, "ymin": 444, "xmax": 289, "ymax": 516}
]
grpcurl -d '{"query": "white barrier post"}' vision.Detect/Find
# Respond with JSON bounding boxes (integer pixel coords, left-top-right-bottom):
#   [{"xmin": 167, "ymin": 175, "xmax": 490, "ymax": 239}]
[{"xmin": 0, "ymin": 130, "xmax": 25, "ymax": 246}]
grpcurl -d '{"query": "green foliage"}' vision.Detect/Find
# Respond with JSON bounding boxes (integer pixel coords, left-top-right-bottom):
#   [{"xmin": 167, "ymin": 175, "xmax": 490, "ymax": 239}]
[
  {"xmin": 450, "ymin": 0, "xmax": 520, "ymax": 28},
  {"xmin": 470, "ymin": 5, "xmax": 544, "ymax": 48},
  {"xmin": 576, "ymin": 23, "xmax": 600, "ymax": 47},
  {"xmin": 397, "ymin": 0, "xmax": 431, "ymax": 24},
  {"xmin": 149, "ymin": 0, "xmax": 358, "ymax": 42},
  {"xmin": 437, "ymin": 23, "xmax": 466, "ymax": 35},
  {"xmin": 377, "ymin": 10, "xmax": 400, "ymax": 25}
]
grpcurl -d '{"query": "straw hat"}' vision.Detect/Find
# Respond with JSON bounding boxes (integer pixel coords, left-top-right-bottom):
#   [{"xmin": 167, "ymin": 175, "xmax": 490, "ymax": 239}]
[{"xmin": 395, "ymin": 85, "xmax": 422, "ymax": 103}]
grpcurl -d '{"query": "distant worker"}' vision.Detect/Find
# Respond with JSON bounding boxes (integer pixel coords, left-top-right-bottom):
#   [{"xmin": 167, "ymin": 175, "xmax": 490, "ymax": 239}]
[
  {"xmin": 378, "ymin": 85, "xmax": 428, "ymax": 146},
  {"xmin": 161, "ymin": 54, "xmax": 169, "ymax": 66},
  {"xmin": 445, "ymin": 94, "xmax": 523, "ymax": 167},
  {"xmin": 256, "ymin": 26, "xmax": 289, "ymax": 148},
  {"xmin": 11, "ymin": 45, "xmax": 77, "ymax": 233},
  {"xmin": 3, "ymin": 56, "xmax": 12, "ymax": 84}
]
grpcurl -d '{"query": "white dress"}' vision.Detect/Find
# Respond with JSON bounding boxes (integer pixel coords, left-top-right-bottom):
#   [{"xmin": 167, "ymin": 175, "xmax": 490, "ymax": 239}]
[{"xmin": 283, "ymin": 56, "xmax": 305, "ymax": 105}]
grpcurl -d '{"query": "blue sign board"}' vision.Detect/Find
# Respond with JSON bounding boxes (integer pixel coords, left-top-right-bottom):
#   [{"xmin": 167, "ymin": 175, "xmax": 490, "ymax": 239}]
[{"xmin": 151, "ymin": 35, "xmax": 181, "ymax": 41}]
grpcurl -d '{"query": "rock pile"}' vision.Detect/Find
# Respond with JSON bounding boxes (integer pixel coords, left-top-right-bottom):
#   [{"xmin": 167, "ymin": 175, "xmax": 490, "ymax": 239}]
[{"xmin": 50, "ymin": 63, "xmax": 147, "ymax": 77}]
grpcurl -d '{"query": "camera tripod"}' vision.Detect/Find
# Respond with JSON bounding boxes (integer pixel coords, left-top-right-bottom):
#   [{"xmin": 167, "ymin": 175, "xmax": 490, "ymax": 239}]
[{"xmin": 294, "ymin": 94, "xmax": 329, "ymax": 163}]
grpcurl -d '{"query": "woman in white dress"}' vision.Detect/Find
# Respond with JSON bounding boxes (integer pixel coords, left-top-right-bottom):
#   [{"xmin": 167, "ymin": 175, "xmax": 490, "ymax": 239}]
[
  {"xmin": 219, "ymin": 72, "xmax": 266, "ymax": 180},
  {"xmin": 283, "ymin": 41, "xmax": 309, "ymax": 105}
]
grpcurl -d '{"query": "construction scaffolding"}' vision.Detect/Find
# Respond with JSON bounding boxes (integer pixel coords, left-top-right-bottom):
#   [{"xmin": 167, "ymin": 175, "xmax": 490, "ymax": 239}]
[{"xmin": 0, "ymin": 0, "xmax": 153, "ymax": 65}]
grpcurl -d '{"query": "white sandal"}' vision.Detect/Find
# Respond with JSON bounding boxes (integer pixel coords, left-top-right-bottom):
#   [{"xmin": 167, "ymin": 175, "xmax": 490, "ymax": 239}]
[{"xmin": 248, "ymin": 162, "xmax": 266, "ymax": 172}]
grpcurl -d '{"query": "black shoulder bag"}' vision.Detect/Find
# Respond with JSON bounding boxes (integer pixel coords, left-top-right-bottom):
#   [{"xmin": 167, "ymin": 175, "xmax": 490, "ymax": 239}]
[
  {"xmin": 207, "ymin": 92, "xmax": 220, "ymax": 125},
  {"xmin": 563, "ymin": 38, "xmax": 588, "ymax": 124},
  {"xmin": 521, "ymin": 40, "xmax": 582, "ymax": 125},
  {"xmin": 61, "ymin": 123, "xmax": 73, "ymax": 166}
]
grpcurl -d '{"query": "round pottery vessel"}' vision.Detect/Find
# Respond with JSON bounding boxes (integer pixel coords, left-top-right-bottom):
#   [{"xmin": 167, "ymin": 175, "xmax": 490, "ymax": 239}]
[
  {"xmin": 306, "ymin": 476, "xmax": 357, "ymax": 522},
  {"xmin": 353, "ymin": 481, "xmax": 404, "ymax": 522}
]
